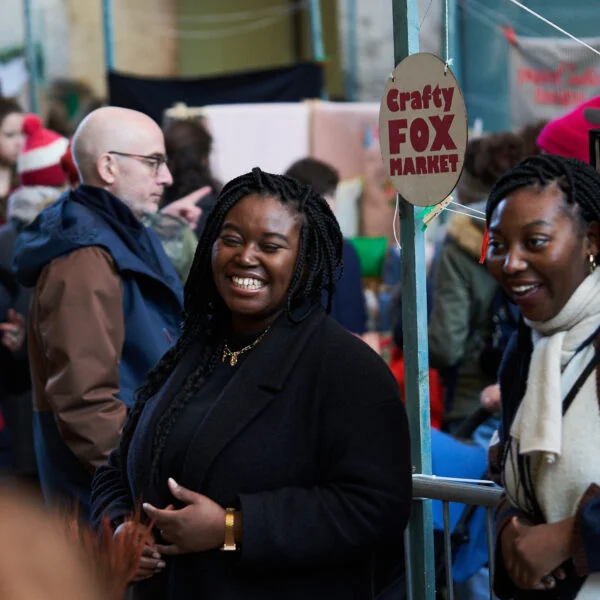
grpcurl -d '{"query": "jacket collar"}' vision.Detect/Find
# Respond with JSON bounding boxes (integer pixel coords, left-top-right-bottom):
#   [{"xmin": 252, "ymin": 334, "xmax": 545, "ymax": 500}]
[{"xmin": 179, "ymin": 305, "xmax": 326, "ymax": 490}]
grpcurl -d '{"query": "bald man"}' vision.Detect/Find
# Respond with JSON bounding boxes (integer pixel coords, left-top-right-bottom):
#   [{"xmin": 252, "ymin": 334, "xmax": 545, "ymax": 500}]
[{"xmin": 12, "ymin": 107, "xmax": 184, "ymax": 517}]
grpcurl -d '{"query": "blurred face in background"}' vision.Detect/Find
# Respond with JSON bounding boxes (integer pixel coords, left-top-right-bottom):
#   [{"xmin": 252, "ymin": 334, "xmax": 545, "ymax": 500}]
[{"xmin": 0, "ymin": 112, "xmax": 25, "ymax": 166}]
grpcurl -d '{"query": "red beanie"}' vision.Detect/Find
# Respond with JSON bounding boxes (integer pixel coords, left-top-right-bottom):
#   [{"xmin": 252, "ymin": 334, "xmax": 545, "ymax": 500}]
[
  {"xmin": 17, "ymin": 115, "xmax": 69, "ymax": 187},
  {"xmin": 536, "ymin": 96, "xmax": 600, "ymax": 162},
  {"xmin": 59, "ymin": 142, "xmax": 80, "ymax": 187}
]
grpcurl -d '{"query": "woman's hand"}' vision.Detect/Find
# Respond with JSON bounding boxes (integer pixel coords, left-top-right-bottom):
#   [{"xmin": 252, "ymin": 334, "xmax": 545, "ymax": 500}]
[
  {"xmin": 113, "ymin": 521, "xmax": 165, "ymax": 582},
  {"xmin": 0, "ymin": 309, "xmax": 26, "ymax": 353},
  {"xmin": 143, "ymin": 478, "xmax": 226, "ymax": 556},
  {"xmin": 502, "ymin": 516, "xmax": 574, "ymax": 590},
  {"xmin": 480, "ymin": 383, "xmax": 501, "ymax": 413}
]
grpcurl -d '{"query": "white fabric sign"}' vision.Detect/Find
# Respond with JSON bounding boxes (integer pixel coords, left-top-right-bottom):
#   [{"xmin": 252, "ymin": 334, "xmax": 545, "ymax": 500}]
[{"xmin": 509, "ymin": 36, "xmax": 600, "ymax": 129}]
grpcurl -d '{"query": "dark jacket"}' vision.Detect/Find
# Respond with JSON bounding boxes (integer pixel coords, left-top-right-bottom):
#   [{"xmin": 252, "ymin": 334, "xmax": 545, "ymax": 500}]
[
  {"xmin": 12, "ymin": 188, "xmax": 183, "ymax": 516},
  {"xmin": 0, "ymin": 221, "xmax": 31, "ymax": 393},
  {"xmin": 428, "ymin": 210, "xmax": 498, "ymax": 421},
  {"xmin": 491, "ymin": 323, "xmax": 600, "ymax": 599},
  {"xmin": 91, "ymin": 308, "xmax": 412, "ymax": 599},
  {"xmin": 325, "ymin": 239, "xmax": 367, "ymax": 335},
  {"xmin": 0, "ymin": 221, "xmax": 36, "ymax": 475}
]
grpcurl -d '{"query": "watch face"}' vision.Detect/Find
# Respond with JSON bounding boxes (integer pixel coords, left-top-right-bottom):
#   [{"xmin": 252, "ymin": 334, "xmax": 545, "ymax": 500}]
[{"xmin": 220, "ymin": 508, "xmax": 237, "ymax": 552}]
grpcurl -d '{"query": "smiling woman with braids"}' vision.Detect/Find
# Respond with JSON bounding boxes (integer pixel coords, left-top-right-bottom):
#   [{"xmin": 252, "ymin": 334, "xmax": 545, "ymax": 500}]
[
  {"xmin": 91, "ymin": 167, "xmax": 412, "ymax": 599},
  {"xmin": 485, "ymin": 155, "xmax": 600, "ymax": 599}
]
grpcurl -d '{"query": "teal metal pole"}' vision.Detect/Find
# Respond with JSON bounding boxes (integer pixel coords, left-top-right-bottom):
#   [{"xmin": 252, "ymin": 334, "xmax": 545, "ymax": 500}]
[
  {"xmin": 308, "ymin": 0, "xmax": 327, "ymax": 99},
  {"xmin": 345, "ymin": 0, "xmax": 358, "ymax": 101},
  {"xmin": 442, "ymin": 0, "xmax": 462, "ymax": 86},
  {"xmin": 23, "ymin": 0, "xmax": 39, "ymax": 113},
  {"xmin": 308, "ymin": 0, "xmax": 325, "ymax": 61},
  {"xmin": 391, "ymin": 1, "xmax": 435, "ymax": 599},
  {"xmin": 102, "ymin": 0, "xmax": 115, "ymax": 72}
]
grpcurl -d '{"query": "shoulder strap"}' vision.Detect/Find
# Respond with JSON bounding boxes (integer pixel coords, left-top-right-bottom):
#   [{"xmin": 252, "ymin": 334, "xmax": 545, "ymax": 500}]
[{"xmin": 562, "ymin": 344, "xmax": 600, "ymax": 416}]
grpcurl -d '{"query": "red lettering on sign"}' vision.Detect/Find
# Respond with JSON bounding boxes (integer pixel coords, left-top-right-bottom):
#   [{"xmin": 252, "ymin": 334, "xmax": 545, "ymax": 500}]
[
  {"xmin": 534, "ymin": 87, "xmax": 585, "ymax": 107},
  {"xmin": 410, "ymin": 118, "xmax": 429, "ymax": 152},
  {"xmin": 415, "ymin": 156, "xmax": 427, "ymax": 174},
  {"xmin": 399, "ymin": 92, "xmax": 412, "ymax": 112},
  {"xmin": 386, "ymin": 89, "xmax": 399, "ymax": 112},
  {"xmin": 427, "ymin": 155, "xmax": 440, "ymax": 173},
  {"xmin": 389, "ymin": 119, "xmax": 408, "ymax": 154},
  {"xmin": 403, "ymin": 157, "xmax": 415, "ymax": 175},
  {"xmin": 439, "ymin": 155, "xmax": 449, "ymax": 173},
  {"xmin": 388, "ymin": 154, "xmax": 459, "ymax": 176},
  {"xmin": 448, "ymin": 154, "xmax": 459, "ymax": 172},
  {"xmin": 430, "ymin": 115, "xmax": 456, "ymax": 151},
  {"xmin": 390, "ymin": 158, "xmax": 403, "ymax": 176}
]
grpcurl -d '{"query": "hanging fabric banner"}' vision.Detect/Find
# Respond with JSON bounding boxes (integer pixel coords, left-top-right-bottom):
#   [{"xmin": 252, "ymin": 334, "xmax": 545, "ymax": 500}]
[
  {"xmin": 509, "ymin": 34, "xmax": 600, "ymax": 129},
  {"xmin": 0, "ymin": 56, "xmax": 28, "ymax": 97}
]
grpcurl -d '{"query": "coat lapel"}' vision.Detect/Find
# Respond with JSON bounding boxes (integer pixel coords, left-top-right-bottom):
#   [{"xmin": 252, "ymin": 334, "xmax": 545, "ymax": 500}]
[{"xmin": 180, "ymin": 307, "xmax": 326, "ymax": 491}]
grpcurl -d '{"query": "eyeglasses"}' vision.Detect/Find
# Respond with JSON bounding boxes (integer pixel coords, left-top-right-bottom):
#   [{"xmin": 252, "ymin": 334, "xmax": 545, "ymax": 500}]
[{"xmin": 108, "ymin": 151, "xmax": 168, "ymax": 177}]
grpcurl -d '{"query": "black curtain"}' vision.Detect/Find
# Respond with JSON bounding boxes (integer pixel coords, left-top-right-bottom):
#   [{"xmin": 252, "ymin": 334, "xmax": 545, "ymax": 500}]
[{"xmin": 108, "ymin": 62, "xmax": 323, "ymax": 124}]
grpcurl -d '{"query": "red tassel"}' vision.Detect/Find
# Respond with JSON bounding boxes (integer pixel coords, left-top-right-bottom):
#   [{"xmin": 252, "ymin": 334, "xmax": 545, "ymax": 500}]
[
  {"xmin": 501, "ymin": 26, "xmax": 517, "ymax": 46},
  {"xmin": 479, "ymin": 224, "xmax": 489, "ymax": 264}
]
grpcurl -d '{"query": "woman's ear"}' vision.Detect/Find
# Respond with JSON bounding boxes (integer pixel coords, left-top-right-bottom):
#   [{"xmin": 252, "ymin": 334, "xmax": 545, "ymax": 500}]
[{"xmin": 586, "ymin": 221, "xmax": 600, "ymax": 258}]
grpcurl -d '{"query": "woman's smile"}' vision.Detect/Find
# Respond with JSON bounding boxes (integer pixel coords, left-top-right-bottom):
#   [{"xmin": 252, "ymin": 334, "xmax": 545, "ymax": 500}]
[
  {"xmin": 230, "ymin": 275, "xmax": 267, "ymax": 292},
  {"xmin": 212, "ymin": 193, "xmax": 301, "ymax": 334},
  {"xmin": 486, "ymin": 186, "xmax": 595, "ymax": 322}
]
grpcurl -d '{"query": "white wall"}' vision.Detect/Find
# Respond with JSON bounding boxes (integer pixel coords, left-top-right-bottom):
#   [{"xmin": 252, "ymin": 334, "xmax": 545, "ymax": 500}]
[
  {"xmin": 0, "ymin": 0, "xmax": 177, "ymax": 100},
  {"xmin": 0, "ymin": 0, "xmax": 70, "ymax": 78},
  {"xmin": 338, "ymin": 0, "xmax": 442, "ymax": 102}
]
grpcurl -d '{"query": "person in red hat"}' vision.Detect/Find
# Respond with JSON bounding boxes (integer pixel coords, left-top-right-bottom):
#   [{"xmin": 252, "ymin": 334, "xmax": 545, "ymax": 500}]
[
  {"xmin": 0, "ymin": 115, "xmax": 69, "ymax": 484},
  {"xmin": 0, "ymin": 98, "xmax": 25, "ymax": 223},
  {"xmin": 536, "ymin": 96, "xmax": 600, "ymax": 162}
]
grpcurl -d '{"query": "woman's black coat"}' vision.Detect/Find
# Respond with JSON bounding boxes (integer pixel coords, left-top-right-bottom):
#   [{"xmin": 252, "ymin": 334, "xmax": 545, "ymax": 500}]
[{"xmin": 92, "ymin": 307, "xmax": 412, "ymax": 599}]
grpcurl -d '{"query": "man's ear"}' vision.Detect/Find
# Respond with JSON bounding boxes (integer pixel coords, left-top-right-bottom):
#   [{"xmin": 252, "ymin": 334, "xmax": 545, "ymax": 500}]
[
  {"xmin": 96, "ymin": 153, "xmax": 116, "ymax": 185},
  {"xmin": 586, "ymin": 221, "xmax": 600, "ymax": 258}
]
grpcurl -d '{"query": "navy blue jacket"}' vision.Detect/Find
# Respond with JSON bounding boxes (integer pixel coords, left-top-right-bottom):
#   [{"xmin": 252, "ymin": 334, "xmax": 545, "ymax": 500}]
[
  {"xmin": 13, "ymin": 188, "xmax": 183, "ymax": 516},
  {"xmin": 325, "ymin": 239, "xmax": 367, "ymax": 335}
]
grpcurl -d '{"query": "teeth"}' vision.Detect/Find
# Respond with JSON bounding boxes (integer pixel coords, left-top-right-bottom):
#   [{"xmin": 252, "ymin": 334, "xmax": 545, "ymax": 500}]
[
  {"xmin": 232, "ymin": 276, "xmax": 265, "ymax": 290},
  {"xmin": 513, "ymin": 285, "xmax": 537, "ymax": 294}
]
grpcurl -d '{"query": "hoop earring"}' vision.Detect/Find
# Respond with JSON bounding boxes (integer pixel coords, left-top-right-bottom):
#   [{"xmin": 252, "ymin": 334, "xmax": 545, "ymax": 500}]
[{"xmin": 590, "ymin": 254, "xmax": 597, "ymax": 274}]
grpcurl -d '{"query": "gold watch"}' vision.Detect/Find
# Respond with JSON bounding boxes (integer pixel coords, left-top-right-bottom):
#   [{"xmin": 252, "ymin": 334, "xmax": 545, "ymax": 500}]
[{"xmin": 220, "ymin": 507, "xmax": 237, "ymax": 552}]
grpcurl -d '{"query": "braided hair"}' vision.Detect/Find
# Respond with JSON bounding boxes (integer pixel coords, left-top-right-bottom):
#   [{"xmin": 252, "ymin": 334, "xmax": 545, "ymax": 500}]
[
  {"xmin": 487, "ymin": 154, "xmax": 600, "ymax": 521},
  {"xmin": 486, "ymin": 154, "xmax": 600, "ymax": 233},
  {"xmin": 119, "ymin": 167, "xmax": 343, "ymax": 484}
]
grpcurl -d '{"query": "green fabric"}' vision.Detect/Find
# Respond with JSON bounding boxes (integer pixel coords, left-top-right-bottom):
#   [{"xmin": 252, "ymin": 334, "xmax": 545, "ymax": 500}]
[
  {"xmin": 142, "ymin": 213, "xmax": 198, "ymax": 283},
  {"xmin": 428, "ymin": 239, "xmax": 499, "ymax": 421},
  {"xmin": 349, "ymin": 236, "xmax": 388, "ymax": 278}
]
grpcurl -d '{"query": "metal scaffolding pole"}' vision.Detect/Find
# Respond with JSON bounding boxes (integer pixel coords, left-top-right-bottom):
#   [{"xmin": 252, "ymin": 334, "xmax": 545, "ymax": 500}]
[
  {"xmin": 345, "ymin": 0, "xmax": 358, "ymax": 101},
  {"xmin": 23, "ymin": 0, "xmax": 39, "ymax": 113},
  {"xmin": 308, "ymin": 0, "xmax": 325, "ymax": 61},
  {"xmin": 308, "ymin": 0, "xmax": 327, "ymax": 99},
  {"xmin": 102, "ymin": 0, "xmax": 115, "ymax": 72},
  {"xmin": 391, "ymin": 0, "xmax": 435, "ymax": 598},
  {"xmin": 442, "ymin": 0, "xmax": 462, "ymax": 85}
]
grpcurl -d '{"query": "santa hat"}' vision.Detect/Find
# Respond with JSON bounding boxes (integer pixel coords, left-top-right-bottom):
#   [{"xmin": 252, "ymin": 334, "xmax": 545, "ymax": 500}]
[
  {"xmin": 59, "ymin": 141, "xmax": 80, "ymax": 187},
  {"xmin": 536, "ymin": 96, "xmax": 600, "ymax": 162},
  {"xmin": 17, "ymin": 115, "xmax": 69, "ymax": 187}
]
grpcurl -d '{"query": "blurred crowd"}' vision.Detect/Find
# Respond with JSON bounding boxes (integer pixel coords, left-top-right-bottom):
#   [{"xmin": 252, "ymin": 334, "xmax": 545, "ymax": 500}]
[{"xmin": 1, "ymin": 91, "xmax": 600, "ymax": 600}]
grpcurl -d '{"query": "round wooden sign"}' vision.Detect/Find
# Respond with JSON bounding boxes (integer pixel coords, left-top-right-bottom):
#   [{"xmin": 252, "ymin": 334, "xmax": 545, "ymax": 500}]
[{"xmin": 379, "ymin": 52, "xmax": 468, "ymax": 207}]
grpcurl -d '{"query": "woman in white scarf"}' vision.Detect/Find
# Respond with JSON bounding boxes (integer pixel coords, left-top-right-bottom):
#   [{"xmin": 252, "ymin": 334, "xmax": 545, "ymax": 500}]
[{"xmin": 485, "ymin": 155, "xmax": 600, "ymax": 599}]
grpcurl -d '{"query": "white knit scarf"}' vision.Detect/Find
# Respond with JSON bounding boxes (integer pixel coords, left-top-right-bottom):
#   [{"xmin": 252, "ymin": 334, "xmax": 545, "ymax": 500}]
[{"xmin": 510, "ymin": 268, "xmax": 600, "ymax": 463}]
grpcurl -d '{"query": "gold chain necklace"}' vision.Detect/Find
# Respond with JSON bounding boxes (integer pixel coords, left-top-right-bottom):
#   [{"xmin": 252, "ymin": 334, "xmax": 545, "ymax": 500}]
[{"xmin": 221, "ymin": 326, "xmax": 271, "ymax": 366}]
